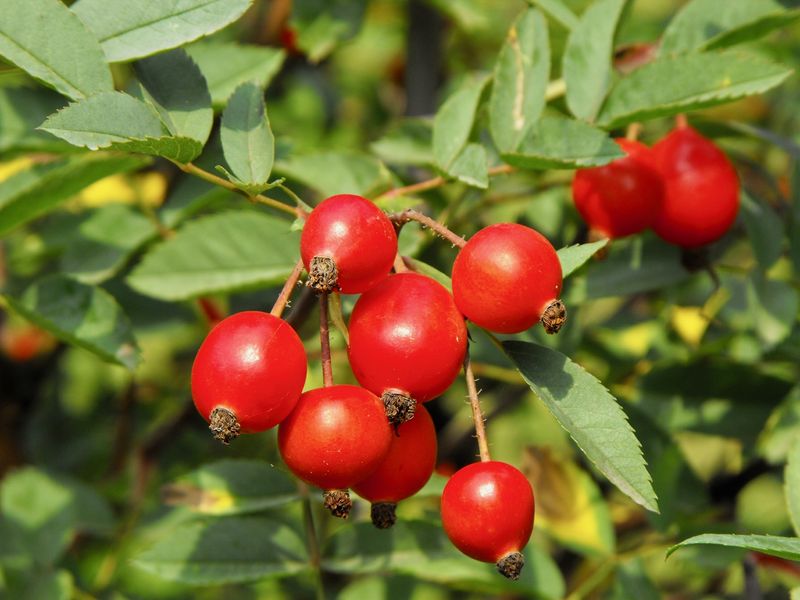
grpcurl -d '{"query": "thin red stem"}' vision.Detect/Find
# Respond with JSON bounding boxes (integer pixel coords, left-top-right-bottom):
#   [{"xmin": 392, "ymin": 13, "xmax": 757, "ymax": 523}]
[
  {"xmin": 319, "ymin": 293, "xmax": 333, "ymax": 387},
  {"xmin": 380, "ymin": 164, "xmax": 514, "ymax": 201},
  {"xmin": 389, "ymin": 209, "xmax": 466, "ymax": 248},
  {"xmin": 675, "ymin": 113, "xmax": 689, "ymax": 129},
  {"xmin": 464, "ymin": 352, "xmax": 491, "ymax": 462},
  {"xmin": 393, "ymin": 253, "xmax": 409, "ymax": 273},
  {"xmin": 271, "ymin": 258, "xmax": 305, "ymax": 318}
]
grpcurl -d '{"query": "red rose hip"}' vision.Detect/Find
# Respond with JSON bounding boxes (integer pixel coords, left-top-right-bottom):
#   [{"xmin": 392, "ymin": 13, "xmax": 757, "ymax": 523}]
[
  {"xmin": 451, "ymin": 223, "xmax": 564, "ymax": 334},
  {"xmin": 651, "ymin": 123, "xmax": 740, "ymax": 248},
  {"xmin": 278, "ymin": 384, "xmax": 393, "ymax": 517},
  {"xmin": 300, "ymin": 194, "xmax": 397, "ymax": 293},
  {"xmin": 191, "ymin": 311, "xmax": 307, "ymax": 444},
  {"xmin": 572, "ymin": 138, "xmax": 664, "ymax": 239},
  {"xmin": 353, "ymin": 404, "xmax": 438, "ymax": 528},
  {"xmin": 347, "ymin": 273, "xmax": 467, "ymax": 424},
  {"xmin": 441, "ymin": 461, "xmax": 535, "ymax": 580}
]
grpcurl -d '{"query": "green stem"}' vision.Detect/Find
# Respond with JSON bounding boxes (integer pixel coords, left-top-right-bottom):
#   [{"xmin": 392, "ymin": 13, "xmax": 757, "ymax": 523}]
[
  {"xmin": 277, "ymin": 182, "xmax": 313, "ymax": 212},
  {"xmin": 327, "ymin": 292, "xmax": 349, "ymax": 345},
  {"xmin": 298, "ymin": 482, "xmax": 325, "ymax": 600},
  {"xmin": 170, "ymin": 161, "xmax": 303, "ymax": 219}
]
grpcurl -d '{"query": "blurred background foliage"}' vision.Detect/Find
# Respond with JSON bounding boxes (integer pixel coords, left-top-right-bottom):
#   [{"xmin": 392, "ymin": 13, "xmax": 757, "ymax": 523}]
[{"xmin": 1, "ymin": 0, "xmax": 800, "ymax": 598}]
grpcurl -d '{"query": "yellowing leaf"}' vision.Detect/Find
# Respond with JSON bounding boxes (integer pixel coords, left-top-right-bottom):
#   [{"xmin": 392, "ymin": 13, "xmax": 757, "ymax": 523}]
[
  {"xmin": 0, "ymin": 158, "xmax": 34, "ymax": 182},
  {"xmin": 75, "ymin": 172, "xmax": 167, "ymax": 208},
  {"xmin": 522, "ymin": 446, "xmax": 615, "ymax": 556},
  {"xmin": 675, "ymin": 432, "xmax": 742, "ymax": 482},
  {"xmin": 617, "ymin": 322, "xmax": 659, "ymax": 356},
  {"xmin": 671, "ymin": 306, "xmax": 709, "ymax": 347},
  {"xmin": 670, "ymin": 288, "xmax": 730, "ymax": 347}
]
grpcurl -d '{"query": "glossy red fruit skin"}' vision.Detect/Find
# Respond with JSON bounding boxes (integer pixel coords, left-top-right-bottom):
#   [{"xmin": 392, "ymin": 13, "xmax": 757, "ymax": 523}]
[
  {"xmin": 441, "ymin": 461, "xmax": 535, "ymax": 563},
  {"xmin": 652, "ymin": 125, "xmax": 740, "ymax": 248},
  {"xmin": 191, "ymin": 311, "xmax": 306, "ymax": 432},
  {"xmin": 572, "ymin": 138, "xmax": 664, "ymax": 238},
  {"xmin": 353, "ymin": 405, "xmax": 437, "ymax": 502},
  {"xmin": 348, "ymin": 273, "xmax": 467, "ymax": 402},
  {"xmin": 278, "ymin": 385, "xmax": 393, "ymax": 490},
  {"xmin": 300, "ymin": 194, "xmax": 397, "ymax": 294},
  {"xmin": 451, "ymin": 224, "xmax": 562, "ymax": 334}
]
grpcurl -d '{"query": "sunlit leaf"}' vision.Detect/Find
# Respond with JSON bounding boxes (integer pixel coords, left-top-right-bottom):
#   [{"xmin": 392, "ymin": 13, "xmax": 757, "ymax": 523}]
[
  {"xmin": 505, "ymin": 341, "xmax": 658, "ymax": 512},
  {"xmin": 0, "ymin": 0, "xmax": 112, "ymax": 100},
  {"xmin": 72, "ymin": 0, "xmax": 254, "ymax": 62}
]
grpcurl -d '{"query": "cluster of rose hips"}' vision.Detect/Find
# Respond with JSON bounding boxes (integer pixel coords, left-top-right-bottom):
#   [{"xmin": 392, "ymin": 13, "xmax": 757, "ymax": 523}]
[
  {"xmin": 572, "ymin": 120, "xmax": 740, "ymax": 249},
  {"xmin": 190, "ymin": 194, "xmax": 565, "ymax": 580}
]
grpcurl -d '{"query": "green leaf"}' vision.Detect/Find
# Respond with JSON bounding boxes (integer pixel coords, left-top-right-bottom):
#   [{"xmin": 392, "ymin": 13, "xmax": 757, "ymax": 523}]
[
  {"xmin": 219, "ymin": 82, "xmax": 275, "ymax": 193},
  {"xmin": 489, "ymin": 9, "xmax": 550, "ymax": 152},
  {"xmin": 132, "ymin": 517, "xmax": 309, "ymax": 584},
  {"xmin": 40, "ymin": 92, "xmax": 164, "ymax": 147},
  {"xmin": 741, "ymin": 192, "xmax": 784, "ymax": 270},
  {"xmin": 0, "ymin": 87, "xmax": 69, "ymax": 153},
  {"xmin": 563, "ymin": 236, "xmax": 690, "ymax": 304},
  {"xmin": 596, "ymin": 50, "xmax": 793, "ymax": 129},
  {"xmin": 0, "ymin": 0, "xmax": 112, "ymax": 100},
  {"xmin": 557, "ymin": 239, "xmax": 609, "ymax": 278},
  {"xmin": 1, "ymin": 468, "xmax": 114, "ymax": 566},
  {"xmin": 276, "ymin": 151, "xmax": 392, "ymax": 198},
  {"xmin": 9, "ymin": 570, "xmax": 74, "ymax": 600},
  {"xmin": 71, "ymin": 0, "xmax": 254, "ymax": 63},
  {"xmin": 293, "ymin": 0, "xmax": 367, "ymax": 63},
  {"xmin": 4, "ymin": 275, "xmax": 140, "ymax": 370},
  {"xmin": 404, "ymin": 259, "xmax": 453, "ymax": 291},
  {"xmin": 748, "ymin": 274, "xmax": 799, "ymax": 350},
  {"xmin": 501, "ymin": 115, "xmax": 624, "ymax": 169},
  {"xmin": 563, "ymin": 0, "xmax": 628, "ymax": 122},
  {"xmin": 134, "ymin": 48, "xmax": 213, "ymax": 147},
  {"xmin": 322, "ymin": 520, "xmax": 565, "ymax": 600},
  {"xmin": 667, "ymin": 534, "xmax": 800, "ymax": 561},
  {"xmin": 185, "ymin": 42, "xmax": 286, "ymax": 108},
  {"xmin": 447, "ymin": 143, "xmax": 488, "ymax": 189},
  {"xmin": 0, "ymin": 154, "xmax": 148, "ymax": 236},
  {"xmin": 40, "ymin": 92, "xmax": 203, "ymax": 161},
  {"xmin": 433, "ymin": 74, "xmax": 490, "ymax": 170},
  {"xmin": 759, "ymin": 386, "xmax": 800, "ymax": 464},
  {"xmin": 370, "ymin": 118, "xmax": 434, "ymax": 166},
  {"xmin": 611, "ymin": 560, "xmax": 661, "ymax": 600},
  {"xmin": 61, "ymin": 205, "xmax": 157, "ymax": 284},
  {"xmin": 525, "ymin": 0, "xmax": 579, "ymax": 30},
  {"xmin": 504, "ymin": 341, "xmax": 658, "ymax": 512},
  {"xmin": 162, "ymin": 460, "xmax": 298, "ymax": 516},
  {"xmin": 660, "ymin": 0, "xmax": 800, "ymax": 55},
  {"xmin": 127, "ymin": 211, "xmax": 300, "ymax": 301}
]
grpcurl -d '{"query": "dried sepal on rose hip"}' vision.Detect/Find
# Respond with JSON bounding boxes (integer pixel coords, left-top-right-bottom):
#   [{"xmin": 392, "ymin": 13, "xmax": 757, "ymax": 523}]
[
  {"xmin": 347, "ymin": 272, "xmax": 467, "ymax": 427},
  {"xmin": 353, "ymin": 404, "xmax": 437, "ymax": 528},
  {"xmin": 300, "ymin": 193, "xmax": 397, "ymax": 294},
  {"xmin": 441, "ymin": 461, "xmax": 535, "ymax": 580},
  {"xmin": 191, "ymin": 311, "xmax": 307, "ymax": 444},
  {"xmin": 651, "ymin": 121, "xmax": 740, "ymax": 249},
  {"xmin": 277, "ymin": 384, "xmax": 393, "ymax": 518},
  {"xmin": 451, "ymin": 223, "xmax": 565, "ymax": 334},
  {"xmin": 572, "ymin": 138, "xmax": 664, "ymax": 240}
]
